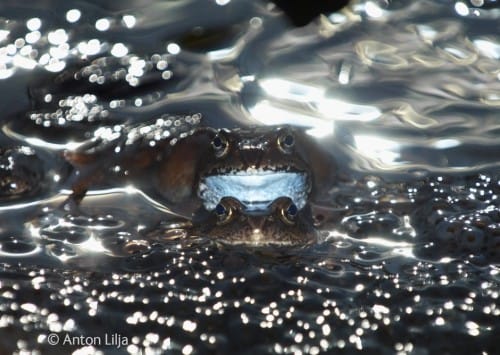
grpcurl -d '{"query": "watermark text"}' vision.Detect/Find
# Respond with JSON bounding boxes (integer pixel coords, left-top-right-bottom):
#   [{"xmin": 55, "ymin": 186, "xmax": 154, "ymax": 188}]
[{"xmin": 47, "ymin": 333, "xmax": 129, "ymax": 349}]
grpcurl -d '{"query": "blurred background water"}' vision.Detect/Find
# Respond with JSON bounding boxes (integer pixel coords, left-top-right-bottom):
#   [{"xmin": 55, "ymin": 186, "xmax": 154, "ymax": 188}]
[{"xmin": 0, "ymin": 0, "xmax": 499, "ymax": 354}]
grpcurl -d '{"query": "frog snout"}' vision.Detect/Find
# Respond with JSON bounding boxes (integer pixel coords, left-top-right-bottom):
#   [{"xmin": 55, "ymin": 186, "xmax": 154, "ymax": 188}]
[
  {"xmin": 239, "ymin": 149, "xmax": 264, "ymax": 169},
  {"xmin": 247, "ymin": 216, "xmax": 266, "ymax": 230}
]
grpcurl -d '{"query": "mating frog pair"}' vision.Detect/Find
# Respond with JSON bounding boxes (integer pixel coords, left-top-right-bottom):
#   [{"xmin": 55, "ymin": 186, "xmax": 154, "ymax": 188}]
[{"xmin": 65, "ymin": 125, "xmax": 336, "ymax": 245}]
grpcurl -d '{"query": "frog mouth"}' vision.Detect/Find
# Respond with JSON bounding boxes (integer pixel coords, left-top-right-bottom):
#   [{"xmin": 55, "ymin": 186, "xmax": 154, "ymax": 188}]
[{"xmin": 198, "ymin": 167, "xmax": 309, "ymax": 211}]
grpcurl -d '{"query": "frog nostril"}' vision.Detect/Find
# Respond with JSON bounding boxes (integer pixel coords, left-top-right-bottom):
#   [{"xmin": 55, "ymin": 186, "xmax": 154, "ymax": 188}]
[
  {"xmin": 247, "ymin": 216, "xmax": 265, "ymax": 230},
  {"xmin": 239, "ymin": 149, "xmax": 264, "ymax": 168}
]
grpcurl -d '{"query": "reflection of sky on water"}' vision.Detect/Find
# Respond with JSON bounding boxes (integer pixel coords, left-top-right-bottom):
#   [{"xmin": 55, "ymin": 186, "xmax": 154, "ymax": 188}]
[{"xmin": 3, "ymin": 0, "xmax": 498, "ymax": 173}]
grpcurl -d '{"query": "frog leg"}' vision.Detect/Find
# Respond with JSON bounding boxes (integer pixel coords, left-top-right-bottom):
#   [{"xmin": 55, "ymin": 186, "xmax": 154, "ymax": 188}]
[
  {"xmin": 61, "ymin": 155, "xmax": 108, "ymax": 211},
  {"xmin": 154, "ymin": 128, "xmax": 216, "ymax": 204}
]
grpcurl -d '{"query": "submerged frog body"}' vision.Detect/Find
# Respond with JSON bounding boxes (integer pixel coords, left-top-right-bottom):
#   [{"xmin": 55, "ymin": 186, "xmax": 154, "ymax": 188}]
[{"xmin": 192, "ymin": 196, "xmax": 317, "ymax": 246}]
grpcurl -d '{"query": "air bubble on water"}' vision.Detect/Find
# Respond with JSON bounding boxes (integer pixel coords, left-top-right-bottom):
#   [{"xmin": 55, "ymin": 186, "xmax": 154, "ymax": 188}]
[
  {"xmin": 0, "ymin": 236, "xmax": 38, "ymax": 255},
  {"xmin": 41, "ymin": 225, "xmax": 89, "ymax": 244},
  {"xmin": 123, "ymin": 240, "xmax": 150, "ymax": 254},
  {"xmin": 46, "ymin": 242, "xmax": 77, "ymax": 260}
]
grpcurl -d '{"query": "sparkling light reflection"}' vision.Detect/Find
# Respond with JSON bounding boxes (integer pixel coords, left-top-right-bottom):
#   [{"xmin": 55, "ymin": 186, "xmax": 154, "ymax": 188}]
[
  {"xmin": 76, "ymin": 235, "xmax": 108, "ymax": 253},
  {"xmin": 25, "ymin": 31, "xmax": 42, "ymax": 44},
  {"xmin": 0, "ymin": 15, "xmax": 116, "ymax": 78},
  {"xmin": 0, "ymin": 30, "xmax": 9, "ymax": 42},
  {"xmin": 364, "ymin": 1, "xmax": 386, "ymax": 18},
  {"xmin": 454, "ymin": 2, "xmax": 470, "ymax": 16},
  {"xmin": 315, "ymin": 98, "xmax": 381, "ymax": 121},
  {"xmin": 167, "ymin": 43, "xmax": 181, "ymax": 55},
  {"xmin": 95, "ymin": 18, "xmax": 111, "ymax": 32},
  {"xmin": 0, "ymin": 68, "xmax": 14, "ymax": 79},
  {"xmin": 473, "ymin": 39, "xmax": 500, "ymax": 59},
  {"xmin": 432, "ymin": 139, "xmax": 460, "ymax": 149},
  {"xmin": 0, "ymin": 244, "xmax": 41, "ymax": 257},
  {"xmin": 66, "ymin": 9, "xmax": 81, "ymax": 23},
  {"xmin": 12, "ymin": 55, "xmax": 37, "ymax": 70},
  {"xmin": 208, "ymin": 46, "xmax": 240, "ymax": 61},
  {"xmin": 58, "ymin": 187, "xmax": 188, "ymax": 218},
  {"xmin": 77, "ymin": 39, "xmax": 103, "ymax": 56},
  {"xmin": 47, "ymin": 29, "xmax": 68, "ymax": 45},
  {"xmin": 260, "ymin": 78, "xmax": 325, "ymax": 103},
  {"xmin": 0, "ymin": 193, "xmax": 64, "ymax": 212},
  {"xmin": 249, "ymin": 101, "xmax": 334, "ymax": 138},
  {"xmin": 255, "ymin": 78, "xmax": 381, "ymax": 136},
  {"xmin": 3, "ymin": 124, "xmax": 85, "ymax": 150},
  {"xmin": 354, "ymin": 135, "xmax": 401, "ymax": 165},
  {"xmin": 326, "ymin": 229, "xmax": 415, "ymax": 250},
  {"xmin": 122, "ymin": 15, "xmax": 137, "ymax": 28},
  {"xmin": 27, "ymin": 221, "xmax": 108, "ymax": 259},
  {"xmin": 26, "ymin": 18, "xmax": 41, "ymax": 32}
]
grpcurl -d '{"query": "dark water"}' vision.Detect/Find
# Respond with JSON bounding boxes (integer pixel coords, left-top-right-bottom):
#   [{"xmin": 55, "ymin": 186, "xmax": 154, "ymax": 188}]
[{"xmin": 0, "ymin": 0, "xmax": 499, "ymax": 354}]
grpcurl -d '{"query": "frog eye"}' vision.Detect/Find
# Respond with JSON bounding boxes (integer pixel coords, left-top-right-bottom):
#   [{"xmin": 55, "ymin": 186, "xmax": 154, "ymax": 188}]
[
  {"xmin": 280, "ymin": 201, "xmax": 298, "ymax": 225},
  {"xmin": 211, "ymin": 131, "xmax": 229, "ymax": 158},
  {"xmin": 277, "ymin": 131, "xmax": 295, "ymax": 153},
  {"xmin": 214, "ymin": 201, "xmax": 232, "ymax": 224}
]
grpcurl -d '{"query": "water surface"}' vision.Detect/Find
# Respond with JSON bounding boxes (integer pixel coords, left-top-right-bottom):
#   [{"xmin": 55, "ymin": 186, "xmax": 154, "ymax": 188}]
[{"xmin": 0, "ymin": 0, "xmax": 499, "ymax": 354}]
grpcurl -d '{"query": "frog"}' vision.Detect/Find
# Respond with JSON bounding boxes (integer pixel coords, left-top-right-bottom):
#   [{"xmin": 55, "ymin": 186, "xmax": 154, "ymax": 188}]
[
  {"xmin": 156, "ymin": 125, "xmax": 336, "ymax": 212},
  {"xmin": 130, "ymin": 195, "xmax": 318, "ymax": 249},
  {"xmin": 190, "ymin": 196, "xmax": 317, "ymax": 246},
  {"xmin": 0, "ymin": 146, "xmax": 47, "ymax": 201}
]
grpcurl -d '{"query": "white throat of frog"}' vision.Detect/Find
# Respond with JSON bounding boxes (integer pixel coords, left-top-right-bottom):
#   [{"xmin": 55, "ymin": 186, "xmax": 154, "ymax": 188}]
[{"xmin": 198, "ymin": 170, "xmax": 308, "ymax": 211}]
